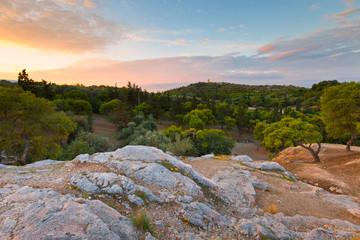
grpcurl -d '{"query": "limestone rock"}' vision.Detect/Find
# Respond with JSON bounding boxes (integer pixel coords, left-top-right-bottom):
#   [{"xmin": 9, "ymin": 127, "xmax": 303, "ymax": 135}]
[
  {"xmin": 246, "ymin": 161, "xmax": 286, "ymax": 172},
  {"xmin": 22, "ymin": 159, "xmax": 63, "ymax": 168},
  {"xmin": 113, "ymin": 145, "xmax": 169, "ymax": 162},
  {"xmin": 183, "ymin": 202, "xmax": 230, "ymax": 229},
  {"xmin": 212, "ymin": 170, "xmax": 256, "ymax": 207},
  {"xmin": 0, "ymin": 186, "xmax": 137, "ymax": 240},
  {"xmin": 128, "ymin": 194, "xmax": 144, "ymax": 205},
  {"xmin": 230, "ymin": 155, "xmax": 253, "ymax": 163}
]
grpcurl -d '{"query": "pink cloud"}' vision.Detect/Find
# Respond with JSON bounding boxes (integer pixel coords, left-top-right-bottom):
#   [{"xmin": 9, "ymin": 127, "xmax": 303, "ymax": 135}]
[
  {"xmin": 168, "ymin": 39, "xmax": 186, "ymax": 46},
  {"xmin": 269, "ymin": 47, "xmax": 309, "ymax": 61},
  {"xmin": 0, "ymin": 0, "xmax": 127, "ymax": 52},
  {"xmin": 330, "ymin": 8, "xmax": 360, "ymax": 19},
  {"xmin": 258, "ymin": 43, "xmax": 275, "ymax": 53}
]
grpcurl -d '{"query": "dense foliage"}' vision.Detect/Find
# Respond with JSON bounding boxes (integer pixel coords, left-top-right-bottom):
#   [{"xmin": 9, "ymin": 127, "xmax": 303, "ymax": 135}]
[
  {"xmin": 321, "ymin": 82, "xmax": 360, "ymax": 151},
  {"xmin": 0, "ymin": 87, "xmax": 76, "ymax": 165},
  {"xmin": 1, "ymin": 69, "xmax": 357, "ymax": 164},
  {"xmin": 255, "ymin": 117, "xmax": 322, "ymax": 161}
]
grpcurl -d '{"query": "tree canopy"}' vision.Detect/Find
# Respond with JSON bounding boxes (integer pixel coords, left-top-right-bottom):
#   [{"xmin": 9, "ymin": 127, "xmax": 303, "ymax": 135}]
[
  {"xmin": 255, "ymin": 117, "xmax": 322, "ymax": 161},
  {"xmin": 0, "ymin": 87, "xmax": 76, "ymax": 165},
  {"xmin": 320, "ymin": 82, "xmax": 360, "ymax": 151}
]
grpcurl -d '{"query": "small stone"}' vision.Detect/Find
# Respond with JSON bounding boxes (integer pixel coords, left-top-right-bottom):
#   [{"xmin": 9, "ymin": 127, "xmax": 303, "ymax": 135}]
[
  {"xmin": 128, "ymin": 194, "xmax": 144, "ymax": 206},
  {"xmin": 155, "ymin": 220, "xmax": 165, "ymax": 229}
]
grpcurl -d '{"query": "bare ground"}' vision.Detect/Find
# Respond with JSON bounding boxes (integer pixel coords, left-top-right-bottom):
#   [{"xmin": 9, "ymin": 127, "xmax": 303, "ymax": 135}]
[
  {"xmin": 273, "ymin": 144, "xmax": 360, "ymax": 199},
  {"xmin": 185, "ymin": 157, "xmax": 360, "ymax": 225},
  {"xmin": 92, "ymin": 114, "xmax": 120, "ymax": 149}
]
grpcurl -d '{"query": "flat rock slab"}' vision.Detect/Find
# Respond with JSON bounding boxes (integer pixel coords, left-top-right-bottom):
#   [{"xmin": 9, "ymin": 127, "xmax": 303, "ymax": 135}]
[{"xmin": 0, "ymin": 186, "xmax": 137, "ymax": 240}]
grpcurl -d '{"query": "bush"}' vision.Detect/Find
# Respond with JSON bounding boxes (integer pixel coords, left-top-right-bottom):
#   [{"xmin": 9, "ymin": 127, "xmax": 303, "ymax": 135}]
[
  {"xmin": 163, "ymin": 125, "xmax": 183, "ymax": 141},
  {"xmin": 167, "ymin": 134, "xmax": 198, "ymax": 156},
  {"xmin": 62, "ymin": 131, "xmax": 111, "ymax": 160},
  {"xmin": 129, "ymin": 130, "xmax": 170, "ymax": 152},
  {"xmin": 195, "ymin": 129, "xmax": 235, "ymax": 155},
  {"xmin": 117, "ymin": 113, "xmax": 167, "ymax": 150}
]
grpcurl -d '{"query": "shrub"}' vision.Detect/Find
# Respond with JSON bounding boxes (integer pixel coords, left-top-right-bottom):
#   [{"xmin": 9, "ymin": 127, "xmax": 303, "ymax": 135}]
[
  {"xmin": 167, "ymin": 134, "xmax": 198, "ymax": 156},
  {"xmin": 195, "ymin": 129, "xmax": 235, "ymax": 155},
  {"xmin": 129, "ymin": 130, "xmax": 170, "ymax": 152},
  {"xmin": 163, "ymin": 125, "xmax": 183, "ymax": 139},
  {"xmin": 62, "ymin": 131, "xmax": 110, "ymax": 160},
  {"xmin": 131, "ymin": 213, "xmax": 154, "ymax": 234}
]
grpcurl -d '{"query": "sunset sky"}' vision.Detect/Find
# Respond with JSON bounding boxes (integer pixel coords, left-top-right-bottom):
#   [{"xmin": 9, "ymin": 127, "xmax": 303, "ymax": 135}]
[{"xmin": 0, "ymin": 0, "xmax": 359, "ymax": 91}]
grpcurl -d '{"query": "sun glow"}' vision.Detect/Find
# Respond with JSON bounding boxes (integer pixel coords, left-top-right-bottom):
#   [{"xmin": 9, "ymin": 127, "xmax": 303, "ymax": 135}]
[{"xmin": 0, "ymin": 40, "xmax": 84, "ymax": 73}]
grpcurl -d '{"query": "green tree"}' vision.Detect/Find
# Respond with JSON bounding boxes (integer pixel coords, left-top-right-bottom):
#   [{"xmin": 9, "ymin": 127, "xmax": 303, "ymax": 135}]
[
  {"xmin": 99, "ymin": 99, "xmax": 121, "ymax": 114},
  {"xmin": 215, "ymin": 103, "xmax": 234, "ymax": 130},
  {"xmin": 195, "ymin": 129, "xmax": 235, "ymax": 155},
  {"xmin": 183, "ymin": 109, "xmax": 215, "ymax": 130},
  {"xmin": 64, "ymin": 90, "xmax": 89, "ymax": 101},
  {"xmin": 255, "ymin": 117, "xmax": 322, "ymax": 161},
  {"xmin": 234, "ymin": 103, "xmax": 249, "ymax": 136},
  {"xmin": 320, "ymin": 82, "xmax": 360, "ymax": 151},
  {"xmin": 0, "ymin": 87, "xmax": 76, "ymax": 165},
  {"xmin": 17, "ymin": 69, "xmax": 36, "ymax": 93}
]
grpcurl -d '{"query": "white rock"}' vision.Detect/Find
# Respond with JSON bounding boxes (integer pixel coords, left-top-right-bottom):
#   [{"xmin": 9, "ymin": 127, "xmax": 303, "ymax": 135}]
[
  {"xmin": 230, "ymin": 155, "xmax": 253, "ymax": 163},
  {"xmin": 128, "ymin": 194, "xmax": 144, "ymax": 206},
  {"xmin": 212, "ymin": 170, "xmax": 256, "ymax": 207},
  {"xmin": 113, "ymin": 145, "xmax": 169, "ymax": 162},
  {"xmin": 246, "ymin": 161, "xmax": 286, "ymax": 172}
]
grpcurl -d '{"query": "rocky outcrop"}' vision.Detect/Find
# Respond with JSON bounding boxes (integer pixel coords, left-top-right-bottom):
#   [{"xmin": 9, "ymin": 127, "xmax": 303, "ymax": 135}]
[
  {"xmin": 0, "ymin": 185, "xmax": 137, "ymax": 240},
  {"xmin": 1, "ymin": 145, "xmax": 360, "ymax": 239}
]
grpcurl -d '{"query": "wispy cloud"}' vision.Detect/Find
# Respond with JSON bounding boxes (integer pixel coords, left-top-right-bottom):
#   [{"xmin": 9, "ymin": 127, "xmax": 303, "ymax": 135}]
[
  {"xmin": 258, "ymin": 43, "xmax": 275, "ymax": 53},
  {"xmin": 269, "ymin": 47, "xmax": 309, "ymax": 61},
  {"xmin": 341, "ymin": 0, "xmax": 355, "ymax": 9},
  {"xmin": 168, "ymin": 39, "xmax": 187, "ymax": 46},
  {"xmin": 310, "ymin": 4, "xmax": 320, "ymax": 10},
  {"xmin": 330, "ymin": 8, "xmax": 360, "ymax": 19},
  {"xmin": 0, "ymin": 0, "xmax": 130, "ymax": 52}
]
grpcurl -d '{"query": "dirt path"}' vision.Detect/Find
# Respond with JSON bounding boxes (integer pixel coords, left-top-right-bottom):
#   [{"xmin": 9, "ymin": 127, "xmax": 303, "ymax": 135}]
[{"xmin": 92, "ymin": 114, "xmax": 120, "ymax": 149}]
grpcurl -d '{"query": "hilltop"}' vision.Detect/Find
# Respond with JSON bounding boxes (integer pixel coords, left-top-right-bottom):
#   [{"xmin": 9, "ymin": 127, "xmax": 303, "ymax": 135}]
[
  {"xmin": 1, "ymin": 145, "xmax": 359, "ymax": 239},
  {"xmin": 165, "ymin": 82, "xmax": 304, "ymax": 98}
]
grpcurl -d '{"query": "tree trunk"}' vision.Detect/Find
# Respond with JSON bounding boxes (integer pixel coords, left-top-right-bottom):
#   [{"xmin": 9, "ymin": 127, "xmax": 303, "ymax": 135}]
[
  {"xmin": 346, "ymin": 133, "xmax": 356, "ymax": 151},
  {"xmin": 19, "ymin": 140, "xmax": 30, "ymax": 165},
  {"xmin": 299, "ymin": 143, "xmax": 321, "ymax": 162}
]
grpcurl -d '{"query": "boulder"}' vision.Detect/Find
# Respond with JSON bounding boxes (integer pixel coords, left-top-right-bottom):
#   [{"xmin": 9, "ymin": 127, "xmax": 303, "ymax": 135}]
[
  {"xmin": 113, "ymin": 145, "xmax": 169, "ymax": 162},
  {"xmin": 230, "ymin": 155, "xmax": 253, "ymax": 163}
]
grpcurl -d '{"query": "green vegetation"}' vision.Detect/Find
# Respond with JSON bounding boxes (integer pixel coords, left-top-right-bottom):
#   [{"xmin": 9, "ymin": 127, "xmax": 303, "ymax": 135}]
[
  {"xmin": 1, "ymin": 69, "xmax": 358, "ymax": 164},
  {"xmin": 61, "ymin": 131, "xmax": 110, "ymax": 160},
  {"xmin": 0, "ymin": 87, "xmax": 76, "ymax": 165},
  {"xmin": 255, "ymin": 117, "xmax": 322, "ymax": 161},
  {"xmin": 131, "ymin": 213, "xmax": 154, "ymax": 234},
  {"xmin": 321, "ymin": 82, "xmax": 360, "ymax": 151}
]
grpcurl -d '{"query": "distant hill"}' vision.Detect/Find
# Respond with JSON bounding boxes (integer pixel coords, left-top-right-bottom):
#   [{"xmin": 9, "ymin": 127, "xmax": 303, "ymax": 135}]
[
  {"xmin": 165, "ymin": 81, "xmax": 305, "ymax": 98},
  {"xmin": 0, "ymin": 79, "xmax": 17, "ymax": 87}
]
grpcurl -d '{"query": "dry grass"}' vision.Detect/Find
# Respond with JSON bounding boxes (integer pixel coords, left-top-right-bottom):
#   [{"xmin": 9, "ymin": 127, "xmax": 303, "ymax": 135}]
[
  {"xmin": 263, "ymin": 202, "xmax": 280, "ymax": 214},
  {"xmin": 131, "ymin": 212, "xmax": 154, "ymax": 234}
]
